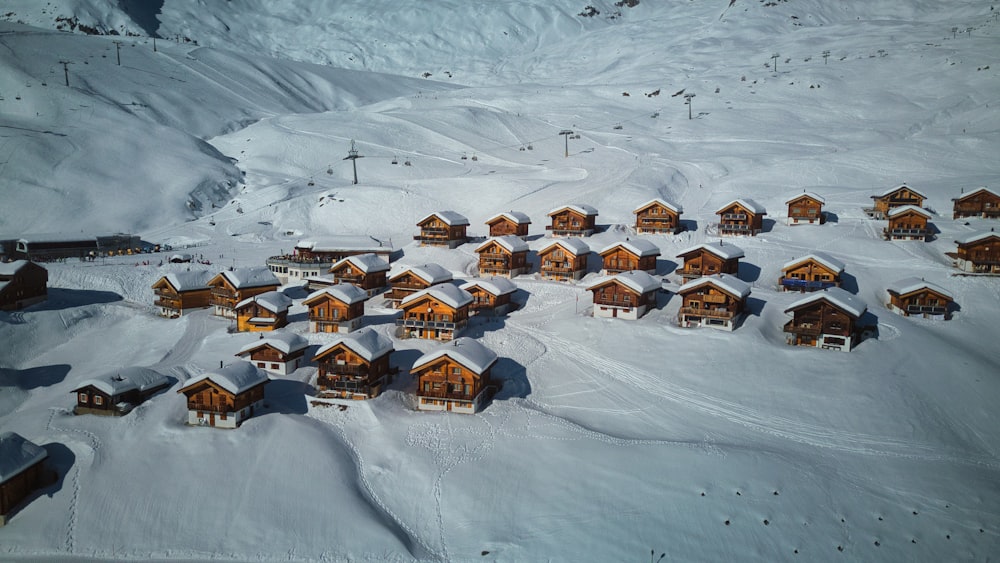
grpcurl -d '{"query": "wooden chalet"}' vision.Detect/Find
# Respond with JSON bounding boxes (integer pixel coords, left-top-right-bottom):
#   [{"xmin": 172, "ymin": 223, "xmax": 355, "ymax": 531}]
[
  {"xmin": 72, "ymin": 367, "xmax": 170, "ymax": 416},
  {"xmin": 236, "ymin": 332, "xmax": 309, "ymax": 375},
  {"xmin": 475, "ymin": 236, "xmax": 530, "ymax": 278},
  {"xmin": 783, "ymin": 287, "xmax": 868, "ymax": 352},
  {"xmin": 778, "ymin": 253, "xmax": 845, "ymax": 292},
  {"xmin": 587, "ymin": 270, "xmax": 660, "ymax": 320},
  {"xmin": 414, "ymin": 211, "xmax": 470, "ymax": 249},
  {"xmin": 413, "ymin": 337, "xmax": 498, "ymax": 414},
  {"xmin": 546, "ymin": 204, "xmax": 598, "ymax": 237},
  {"xmin": 716, "ymin": 199, "xmax": 766, "ymax": 236},
  {"xmin": 785, "ymin": 192, "xmax": 826, "ymax": 225},
  {"xmin": 952, "ymin": 187, "xmax": 1000, "ymax": 219},
  {"xmin": 303, "ymin": 284, "xmax": 368, "ymax": 333},
  {"xmin": 313, "ymin": 328, "xmax": 394, "ymax": 400},
  {"xmin": 385, "ymin": 264, "xmax": 453, "ymax": 307},
  {"xmin": 886, "ymin": 278, "xmax": 953, "ymax": 320},
  {"xmin": 675, "ymin": 241, "xmax": 744, "ymax": 281},
  {"xmin": 884, "ymin": 205, "xmax": 933, "ymax": 241},
  {"xmin": 0, "ymin": 432, "xmax": 49, "ymax": 526},
  {"xmin": 677, "ymin": 274, "xmax": 751, "ymax": 331},
  {"xmin": 951, "ymin": 230, "xmax": 1000, "ymax": 274},
  {"xmin": 207, "ymin": 267, "xmax": 280, "ymax": 319},
  {"xmin": 327, "ymin": 253, "xmax": 389, "ymax": 296},
  {"xmin": 538, "ymin": 238, "xmax": 590, "ymax": 281},
  {"xmin": 0, "ymin": 260, "xmax": 47, "ymax": 311},
  {"xmin": 235, "ymin": 290, "xmax": 292, "ymax": 332},
  {"xmin": 460, "ymin": 277, "xmax": 518, "ymax": 316},
  {"xmin": 633, "ymin": 198, "xmax": 683, "ymax": 234},
  {"xmin": 152, "ymin": 271, "xmax": 213, "ymax": 318},
  {"xmin": 396, "ymin": 284, "xmax": 473, "ymax": 341},
  {"xmin": 869, "ymin": 184, "xmax": 926, "ymax": 218},
  {"xmin": 177, "ymin": 362, "xmax": 268, "ymax": 428},
  {"xmin": 486, "ymin": 211, "xmax": 532, "ymax": 239},
  {"xmin": 599, "ymin": 239, "xmax": 660, "ymax": 275}
]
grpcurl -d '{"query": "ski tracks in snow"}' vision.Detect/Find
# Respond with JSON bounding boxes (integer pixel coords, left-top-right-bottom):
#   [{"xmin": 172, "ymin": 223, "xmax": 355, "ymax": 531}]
[
  {"xmin": 45, "ymin": 407, "xmax": 101, "ymax": 553},
  {"xmin": 507, "ymin": 321, "xmax": 1000, "ymax": 471}
]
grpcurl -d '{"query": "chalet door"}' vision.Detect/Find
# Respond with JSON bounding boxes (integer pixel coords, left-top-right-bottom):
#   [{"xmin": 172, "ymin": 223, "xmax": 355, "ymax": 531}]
[
  {"xmin": 209, "ymin": 412, "xmax": 215, "ymax": 426},
  {"xmin": 612, "ymin": 307, "xmax": 618, "ymax": 318}
]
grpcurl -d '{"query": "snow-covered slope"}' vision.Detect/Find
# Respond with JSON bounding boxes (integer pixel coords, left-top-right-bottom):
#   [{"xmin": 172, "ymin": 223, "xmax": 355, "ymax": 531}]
[{"xmin": 1, "ymin": 0, "xmax": 999, "ymax": 561}]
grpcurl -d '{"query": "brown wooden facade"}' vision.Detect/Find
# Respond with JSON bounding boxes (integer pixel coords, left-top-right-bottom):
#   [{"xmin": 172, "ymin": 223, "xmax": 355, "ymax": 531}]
[
  {"xmin": 72, "ymin": 370, "xmax": 170, "ymax": 417},
  {"xmin": 676, "ymin": 245, "xmax": 742, "ymax": 281},
  {"xmin": 414, "ymin": 339, "xmax": 497, "ymax": 414},
  {"xmin": 314, "ymin": 342, "xmax": 392, "ymax": 400},
  {"xmin": 207, "ymin": 273, "xmax": 279, "ymax": 319},
  {"xmin": 414, "ymin": 213, "xmax": 469, "ymax": 248},
  {"xmin": 0, "ymin": 433, "xmax": 50, "ymax": 524},
  {"xmin": 677, "ymin": 276, "xmax": 749, "ymax": 331},
  {"xmin": 870, "ymin": 185, "xmax": 926, "ymax": 217},
  {"xmin": 178, "ymin": 377, "xmax": 266, "ymax": 428},
  {"xmin": 397, "ymin": 290, "xmax": 471, "ymax": 341},
  {"xmin": 476, "ymin": 239, "xmax": 529, "ymax": 278},
  {"xmin": 952, "ymin": 232, "xmax": 1000, "ymax": 274},
  {"xmin": 717, "ymin": 200, "xmax": 765, "ymax": 236},
  {"xmin": 887, "ymin": 282, "xmax": 952, "ymax": 319},
  {"xmin": 599, "ymin": 242, "xmax": 659, "ymax": 275},
  {"xmin": 538, "ymin": 240, "xmax": 590, "ymax": 281},
  {"xmin": 152, "ymin": 277, "xmax": 211, "ymax": 318},
  {"xmin": 784, "ymin": 298, "xmax": 863, "ymax": 352},
  {"xmin": 779, "ymin": 255, "xmax": 844, "ymax": 292},
  {"xmin": 385, "ymin": 267, "xmax": 451, "ymax": 306},
  {"xmin": 785, "ymin": 193, "xmax": 825, "ymax": 225},
  {"xmin": 0, "ymin": 261, "xmax": 47, "ymax": 311},
  {"xmin": 235, "ymin": 299, "xmax": 289, "ymax": 332},
  {"xmin": 589, "ymin": 276, "xmax": 658, "ymax": 320},
  {"xmin": 884, "ymin": 206, "xmax": 932, "ymax": 241},
  {"xmin": 304, "ymin": 289, "xmax": 366, "ymax": 333},
  {"xmin": 546, "ymin": 206, "xmax": 597, "ymax": 237},
  {"xmin": 633, "ymin": 200, "xmax": 682, "ymax": 234},
  {"xmin": 486, "ymin": 213, "xmax": 531, "ymax": 239},
  {"xmin": 952, "ymin": 187, "xmax": 1000, "ymax": 219},
  {"xmin": 328, "ymin": 258, "xmax": 388, "ymax": 295},
  {"xmin": 239, "ymin": 341, "xmax": 307, "ymax": 375}
]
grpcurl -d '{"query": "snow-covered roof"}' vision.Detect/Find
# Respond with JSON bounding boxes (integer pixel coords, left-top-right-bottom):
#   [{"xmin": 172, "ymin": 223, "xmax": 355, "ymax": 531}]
[
  {"xmin": 333, "ymin": 253, "xmax": 389, "ymax": 274},
  {"xmin": 784, "ymin": 192, "xmax": 826, "ymax": 205},
  {"xmin": 460, "ymin": 276, "xmax": 518, "ymax": 297},
  {"xmin": 0, "ymin": 260, "xmax": 32, "ymax": 277},
  {"xmin": 875, "ymin": 184, "xmax": 927, "ymax": 199},
  {"xmin": 588, "ymin": 270, "xmax": 661, "ymax": 294},
  {"xmin": 314, "ymin": 328, "xmax": 393, "ymax": 363},
  {"xmin": 411, "ymin": 337, "xmax": 498, "ymax": 375},
  {"xmin": 401, "ymin": 283, "xmax": 473, "ymax": 309},
  {"xmin": 156, "ymin": 270, "xmax": 213, "ymax": 292},
  {"xmin": 952, "ymin": 186, "xmax": 999, "ymax": 201},
  {"xmin": 677, "ymin": 241, "xmax": 745, "ymax": 260},
  {"xmin": 303, "ymin": 284, "xmax": 369, "ymax": 306},
  {"xmin": 547, "ymin": 203, "xmax": 598, "ymax": 217},
  {"xmin": 599, "ymin": 239, "xmax": 661, "ymax": 258},
  {"xmin": 476, "ymin": 235, "xmax": 529, "ymax": 254},
  {"xmin": 678, "ymin": 273, "xmax": 751, "ymax": 299},
  {"xmin": 633, "ymin": 198, "xmax": 683, "ymax": 214},
  {"xmin": 237, "ymin": 332, "xmax": 309, "ymax": 356},
  {"xmin": 0, "ymin": 432, "xmax": 48, "ymax": 483},
  {"xmin": 73, "ymin": 366, "xmax": 169, "ymax": 397},
  {"xmin": 717, "ymin": 198, "xmax": 767, "ymax": 215},
  {"xmin": 784, "ymin": 287, "xmax": 867, "ymax": 318},
  {"xmin": 418, "ymin": 210, "xmax": 470, "ymax": 226},
  {"xmin": 538, "ymin": 238, "xmax": 590, "ymax": 256},
  {"xmin": 296, "ymin": 236, "xmax": 393, "ymax": 253},
  {"xmin": 781, "ymin": 252, "xmax": 846, "ymax": 274},
  {"xmin": 16, "ymin": 233, "xmax": 97, "ymax": 244},
  {"xmin": 485, "ymin": 211, "xmax": 532, "ymax": 225},
  {"xmin": 179, "ymin": 362, "xmax": 268, "ymax": 395},
  {"xmin": 217, "ymin": 267, "xmax": 280, "ymax": 290},
  {"xmin": 886, "ymin": 277, "xmax": 953, "ymax": 299},
  {"xmin": 886, "ymin": 204, "xmax": 931, "ymax": 218},
  {"xmin": 236, "ymin": 290, "xmax": 293, "ymax": 313},
  {"xmin": 169, "ymin": 254, "xmax": 192, "ymax": 262},
  {"xmin": 391, "ymin": 263, "xmax": 453, "ymax": 285},
  {"xmin": 956, "ymin": 230, "xmax": 1000, "ymax": 245}
]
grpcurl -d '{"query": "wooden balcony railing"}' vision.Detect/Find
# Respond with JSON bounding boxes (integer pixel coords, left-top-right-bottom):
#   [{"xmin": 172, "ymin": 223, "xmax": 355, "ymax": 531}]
[{"xmin": 679, "ymin": 307, "xmax": 735, "ymax": 319}]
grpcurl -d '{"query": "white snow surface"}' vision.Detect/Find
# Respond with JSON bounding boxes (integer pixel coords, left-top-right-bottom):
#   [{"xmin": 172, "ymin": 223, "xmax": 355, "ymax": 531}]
[
  {"xmin": 782, "ymin": 252, "xmax": 847, "ymax": 275},
  {"xmin": 236, "ymin": 332, "xmax": 309, "ymax": 356},
  {"xmin": 475, "ymin": 235, "xmax": 529, "ymax": 254},
  {"xmin": 178, "ymin": 361, "xmax": 268, "ymax": 395},
  {"xmin": 785, "ymin": 287, "xmax": 869, "ymax": 319},
  {"xmin": 410, "ymin": 337, "xmax": 498, "ymax": 375},
  {"xmin": 401, "ymin": 284, "xmax": 474, "ymax": 310},
  {"xmin": 886, "ymin": 277, "xmax": 955, "ymax": 300},
  {"xmin": 334, "ymin": 253, "xmax": 390, "ymax": 274},
  {"xmin": 588, "ymin": 270, "xmax": 661, "ymax": 295},
  {"xmin": 679, "ymin": 273, "xmax": 753, "ymax": 300},
  {"xmin": 460, "ymin": 277, "xmax": 518, "ymax": 298},
  {"xmin": 678, "ymin": 241, "xmax": 746, "ymax": 261},
  {"xmin": 599, "ymin": 238, "xmax": 661, "ymax": 258},
  {"xmin": 303, "ymin": 284, "xmax": 368, "ymax": 306},
  {"xmin": 235, "ymin": 290, "xmax": 292, "ymax": 314},
  {"xmin": 73, "ymin": 366, "xmax": 168, "ymax": 396},
  {"xmin": 314, "ymin": 327, "xmax": 394, "ymax": 363},
  {"xmin": 0, "ymin": 432, "xmax": 48, "ymax": 483},
  {"xmin": 1, "ymin": 0, "xmax": 1000, "ymax": 561}
]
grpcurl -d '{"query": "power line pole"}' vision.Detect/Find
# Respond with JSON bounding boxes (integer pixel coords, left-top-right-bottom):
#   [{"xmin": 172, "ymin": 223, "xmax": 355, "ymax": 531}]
[
  {"xmin": 152, "ymin": 36, "xmax": 157, "ymax": 52},
  {"xmin": 559, "ymin": 129, "xmax": 574, "ymax": 157},
  {"xmin": 59, "ymin": 60, "xmax": 71, "ymax": 87},
  {"xmin": 343, "ymin": 139, "xmax": 363, "ymax": 185},
  {"xmin": 684, "ymin": 93, "xmax": 696, "ymax": 119},
  {"xmin": 771, "ymin": 52, "xmax": 780, "ymax": 72},
  {"xmin": 113, "ymin": 40, "xmax": 123, "ymax": 65}
]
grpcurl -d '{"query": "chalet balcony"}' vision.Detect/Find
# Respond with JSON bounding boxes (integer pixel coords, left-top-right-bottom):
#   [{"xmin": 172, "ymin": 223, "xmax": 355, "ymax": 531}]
[
  {"xmin": 189, "ymin": 404, "xmax": 233, "ymax": 415},
  {"xmin": 679, "ymin": 306, "xmax": 735, "ymax": 319},
  {"xmin": 324, "ymin": 364, "xmax": 369, "ymax": 376},
  {"xmin": 719, "ymin": 223, "xmax": 751, "ymax": 231},
  {"xmin": 396, "ymin": 318, "xmax": 461, "ymax": 330},
  {"xmin": 906, "ymin": 305, "xmax": 947, "ymax": 315},
  {"xmin": 779, "ymin": 278, "xmax": 838, "ymax": 290},
  {"xmin": 418, "ymin": 389, "xmax": 477, "ymax": 402},
  {"xmin": 154, "ymin": 298, "xmax": 181, "ymax": 309},
  {"xmin": 320, "ymin": 378, "xmax": 378, "ymax": 392},
  {"xmin": 332, "ymin": 274, "xmax": 364, "ymax": 284},
  {"xmin": 721, "ymin": 213, "xmax": 748, "ymax": 221},
  {"xmin": 267, "ymin": 255, "xmax": 335, "ymax": 266},
  {"xmin": 885, "ymin": 228, "xmax": 928, "ymax": 237},
  {"xmin": 885, "ymin": 198, "xmax": 922, "ymax": 207},
  {"xmin": 309, "ymin": 314, "xmax": 350, "ymax": 323},
  {"xmin": 154, "ymin": 288, "xmax": 177, "ymax": 298},
  {"xmin": 211, "ymin": 288, "xmax": 237, "ymax": 300},
  {"xmin": 783, "ymin": 321, "xmax": 823, "ymax": 336}
]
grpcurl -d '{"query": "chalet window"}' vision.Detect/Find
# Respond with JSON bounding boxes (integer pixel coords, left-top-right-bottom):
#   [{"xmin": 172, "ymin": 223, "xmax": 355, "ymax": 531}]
[
  {"xmin": 423, "ymin": 382, "xmax": 430, "ymax": 392},
  {"xmin": 316, "ymin": 308, "xmax": 325, "ymax": 318},
  {"xmin": 792, "ymin": 207, "xmax": 802, "ymax": 214},
  {"xmin": 464, "ymin": 384, "xmax": 472, "ymax": 395},
  {"xmin": 332, "ymin": 309, "xmax": 340, "ymax": 319},
  {"xmin": 79, "ymin": 393, "xmax": 88, "ymax": 404},
  {"xmin": 553, "ymin": 250, "xmax": 564, "ymax": 259},
  {"xmin": 257, "ymin": 362, "xmax": 265, "ymax": 368},
  {"xmin": 572, "ymin": 220, "xmax": 580, "ymax": 227},
  {"xmin": 451, "ymin": 367, "xmax": 461, "ymax": 375},
  {"xmin": 808, "ymin": 209, "xmax": 817, "ymax": 215},
  {"xmin": 271, "ymin": 363, "xmax": 280, "ymax": 370},
  {"xmin": 94, "ymin": 395, "xmax": 103, "ymax": 406}
]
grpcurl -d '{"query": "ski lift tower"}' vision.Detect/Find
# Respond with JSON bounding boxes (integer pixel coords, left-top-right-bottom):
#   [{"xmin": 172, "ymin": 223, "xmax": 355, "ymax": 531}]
[
  {"xmin": 343, "ymin": 139, "xmax": 363, "ymax": 185},
  {"xmin": 559, "ymin": 129, "xmax": 574, "ymax": 158}
]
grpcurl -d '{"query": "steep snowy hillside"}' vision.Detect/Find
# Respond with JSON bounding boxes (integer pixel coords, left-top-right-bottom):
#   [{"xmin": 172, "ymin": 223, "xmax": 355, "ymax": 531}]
[{"xmin": 1, "ymin": 1, "xmax": 999, "ymax": 562}]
